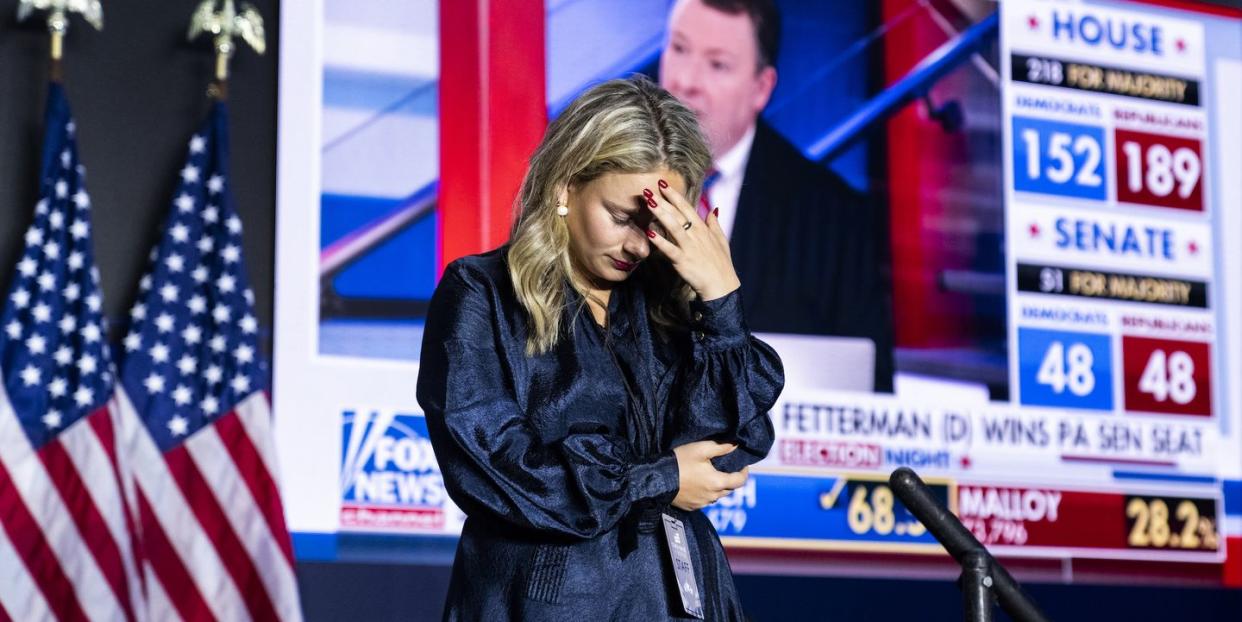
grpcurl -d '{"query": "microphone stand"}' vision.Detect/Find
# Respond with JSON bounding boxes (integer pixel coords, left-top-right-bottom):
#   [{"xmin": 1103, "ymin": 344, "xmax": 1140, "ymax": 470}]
[{"xmin": 888, "ymin": 467, "xmax": 1051, "ymax": 622}]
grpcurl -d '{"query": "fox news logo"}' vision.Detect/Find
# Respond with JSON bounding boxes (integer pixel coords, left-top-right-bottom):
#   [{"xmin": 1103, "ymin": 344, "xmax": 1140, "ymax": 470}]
[{"xmin": 339, "ymin": 410, "xmax": 448, "ymax": 532}]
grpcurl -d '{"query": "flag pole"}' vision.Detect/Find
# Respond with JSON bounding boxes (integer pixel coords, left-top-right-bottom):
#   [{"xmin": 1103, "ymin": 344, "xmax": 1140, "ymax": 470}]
[
  {"xmin": 17, "ymin": 0, "xmax": 105, "ymax": 81},
  {"xmin": 188, "ymin": 0, "xmax": 267, "ymax": 101},
  {"xmin": 49, "ymin": 9, "xmax": 66, "ymax": 65}
]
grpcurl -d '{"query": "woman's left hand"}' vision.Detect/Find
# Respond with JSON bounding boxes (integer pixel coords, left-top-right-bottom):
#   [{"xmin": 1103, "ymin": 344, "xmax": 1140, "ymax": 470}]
[{"xmin": 643, "ymin": 180, "xmax": 741, "ymax": 301}]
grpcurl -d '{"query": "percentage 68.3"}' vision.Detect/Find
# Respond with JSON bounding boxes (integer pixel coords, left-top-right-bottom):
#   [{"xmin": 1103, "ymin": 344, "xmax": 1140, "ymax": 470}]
[{"xmin": 847, "ymin": 484, "xmax": 926, "ymax": 538}]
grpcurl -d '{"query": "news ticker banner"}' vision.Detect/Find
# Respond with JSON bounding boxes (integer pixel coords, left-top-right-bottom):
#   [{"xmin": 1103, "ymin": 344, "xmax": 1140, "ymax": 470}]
[
  {"xmin": 711, "ymin": 472, "xmax": 1222, "ymax": 562},
  {"xmin": 707, "ymin": 387, "xmax": 1224, "ymax": 562},
  {"xmin": 1001, "ymin": 1, "xmax": 1220, "ymax": 420},
  {"xmin": 325, "ymin": 383, "xmax": 1230, "ymax": 562}
]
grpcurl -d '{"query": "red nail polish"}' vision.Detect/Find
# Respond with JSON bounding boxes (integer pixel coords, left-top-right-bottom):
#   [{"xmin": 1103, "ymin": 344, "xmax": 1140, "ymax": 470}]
[
  {"xmin": 647, "ymin": 198, "xmax": 658, "ymax": 208},
  {"xmin": 643, "ymin": 188, "xmax": 653, "ymax": 197},
  {"xmin": 646, "ymin": 229, "xmax": 656, "ymax": 238},
  {"xmin": 713, "ymin": 207, "xmax": 719, "ymax": 217},
  {"xmin": 658, "ymin": 179, "xmax": 668, "ymax": 189}
]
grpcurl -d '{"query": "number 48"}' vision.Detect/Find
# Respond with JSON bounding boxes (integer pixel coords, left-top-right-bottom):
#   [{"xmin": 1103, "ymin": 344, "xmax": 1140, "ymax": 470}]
[
  {"xmin": 1037, "ymin": 341, "xmax": 1096, "ymax": 396},
  {"xmin": 1138, "ymin": 349, "xmax": 1196, "ymax": 404}
]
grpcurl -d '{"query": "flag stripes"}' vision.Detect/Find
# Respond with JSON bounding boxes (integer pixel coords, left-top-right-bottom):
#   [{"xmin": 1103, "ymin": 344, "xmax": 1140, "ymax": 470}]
[
  {"xmin": 1, "ymin": 85, "xmax": 299, "ymax": 622},
  {"xmin": 0, "ymin": 403, "xmax": 127, "ymax": 622}
]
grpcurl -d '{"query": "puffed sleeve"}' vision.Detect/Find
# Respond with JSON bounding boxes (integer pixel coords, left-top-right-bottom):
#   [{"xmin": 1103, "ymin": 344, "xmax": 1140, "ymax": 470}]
[
  {"xmin": 416, "ymin": 261, "xmax": 681, "ymax": 540},
  {"xmin": 672, "ymin": 287, "xmax": 784, "ymax": 474}
]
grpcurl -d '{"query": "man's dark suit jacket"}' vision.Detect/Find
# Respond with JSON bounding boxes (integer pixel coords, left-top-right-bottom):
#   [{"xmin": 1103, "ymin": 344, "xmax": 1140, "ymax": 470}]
[{"xmin": 727, "ymin": 121, "xmax": 895, "ymax": 391}]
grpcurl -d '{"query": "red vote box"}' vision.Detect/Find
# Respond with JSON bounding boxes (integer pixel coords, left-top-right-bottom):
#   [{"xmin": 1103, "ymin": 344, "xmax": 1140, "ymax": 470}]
[
  {"xmin": 1114, "ymin": 128, "xmax": 1205, "ymax": 212},
  {"xmin": 956, "ymin": 485, "xmax": 1220, "ymax": 559},
  {"xmin": 1122, "ymin": 335, "xmax": 1212, "ymax": 416},
  {"xmin": 958, "ymin": 485, "xmax": 1126, "ymax": 550}
]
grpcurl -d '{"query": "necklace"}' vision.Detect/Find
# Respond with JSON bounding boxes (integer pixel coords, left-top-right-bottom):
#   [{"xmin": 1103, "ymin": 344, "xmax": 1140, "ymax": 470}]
[{"xmin": 583, "ymin": 290, "xmax": 609, "ymax": 329}]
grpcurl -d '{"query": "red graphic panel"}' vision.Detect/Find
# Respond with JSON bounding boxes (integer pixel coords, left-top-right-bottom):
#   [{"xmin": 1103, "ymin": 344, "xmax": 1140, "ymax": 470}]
[
  {"xmin": 958, "ymin": 486, "xmax": 1126, "ymax": 549},
  {"xmin": 1114, "ymin": 129, "xmax": 1205, "ymax": 212},
  {"xmin": 1122, "ymin": 336, "xmax": 1212, "ymax": 416},
  {"xmin": 957, "ymin": 486, "xmax": 1220, "ymax": 556}
]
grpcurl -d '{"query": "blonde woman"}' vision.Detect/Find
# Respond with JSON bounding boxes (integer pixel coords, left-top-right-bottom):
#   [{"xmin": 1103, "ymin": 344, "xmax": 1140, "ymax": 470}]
[{"xmin": 417, "ymin": 76, "xmax": 783, "ymax": 621}]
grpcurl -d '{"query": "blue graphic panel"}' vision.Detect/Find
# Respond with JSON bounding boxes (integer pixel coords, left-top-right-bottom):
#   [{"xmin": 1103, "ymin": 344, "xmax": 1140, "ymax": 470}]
[
  {"xmin": 1012, "ymin": 116, "xmax": 1108, "ymax": 201},
  {"xmin": 1018, "ymin": 327, "xmax": 1114, "ymax": 411},
  {"xmin": 707, "ymin": 473, "xmax": 946, "ymax": 549}
]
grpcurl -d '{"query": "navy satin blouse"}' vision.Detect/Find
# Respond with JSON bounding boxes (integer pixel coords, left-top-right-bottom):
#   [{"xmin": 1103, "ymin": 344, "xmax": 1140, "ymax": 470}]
[{"xmin": 416, "ymin": 246, "xmax": 784, "ymax": 620}]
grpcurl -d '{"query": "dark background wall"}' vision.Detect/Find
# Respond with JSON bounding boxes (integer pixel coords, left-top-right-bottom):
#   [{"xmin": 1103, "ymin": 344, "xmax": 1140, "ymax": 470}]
[
  {"xmin": 295, "ymin": 561, "xmax": 1242, "ymax": 621},
  {"xmin": 0, "ymin": 0, "xmax": 279, "ymax": 346}
]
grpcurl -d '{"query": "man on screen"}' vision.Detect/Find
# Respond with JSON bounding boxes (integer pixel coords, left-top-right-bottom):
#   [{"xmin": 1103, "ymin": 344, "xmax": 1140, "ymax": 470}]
[{"xmin": 659, "ymin": 0, "xmax": 895, "ymax": 391}]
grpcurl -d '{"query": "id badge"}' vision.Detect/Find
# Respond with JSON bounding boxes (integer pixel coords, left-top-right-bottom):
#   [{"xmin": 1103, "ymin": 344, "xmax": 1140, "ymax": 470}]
[{"xmin": 661, "ymin": 513, "xmax": 705, "ymax": 619}]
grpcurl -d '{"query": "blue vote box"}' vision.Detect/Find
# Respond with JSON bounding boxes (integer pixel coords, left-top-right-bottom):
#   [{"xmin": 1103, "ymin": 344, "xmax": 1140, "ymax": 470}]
[
  {"xmin": 1018, "ymin": 327, "xmax": 1114, "ymax": 411},
  {"xmin": 1012, "ymin": 116, "xmax": 1108, "ymax": 202}
]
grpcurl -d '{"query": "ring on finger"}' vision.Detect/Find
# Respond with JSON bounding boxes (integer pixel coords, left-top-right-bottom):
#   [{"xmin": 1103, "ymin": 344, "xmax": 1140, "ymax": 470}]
[{"xmin": 682, "ymin": 221, "xmax": 692, "ymax": 231}]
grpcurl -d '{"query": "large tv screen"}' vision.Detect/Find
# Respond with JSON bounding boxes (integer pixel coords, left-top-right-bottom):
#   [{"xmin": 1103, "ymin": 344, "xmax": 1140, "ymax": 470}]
[{"xmin": 273, "ymin": 0, "xmax": 1242, "ymax": 582}]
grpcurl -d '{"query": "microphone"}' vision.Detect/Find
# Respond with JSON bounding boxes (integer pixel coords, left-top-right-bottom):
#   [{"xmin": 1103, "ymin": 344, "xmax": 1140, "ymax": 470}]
[{"xmin": 889, "ymin": 467, "xmax": 1050, "ymax": 622}]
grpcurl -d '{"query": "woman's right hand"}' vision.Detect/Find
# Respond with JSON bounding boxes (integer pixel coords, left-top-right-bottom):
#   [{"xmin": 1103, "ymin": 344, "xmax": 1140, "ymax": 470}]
[{"xmin": 670, "ymin": 441, "xmax": 749, "ymax": 511}]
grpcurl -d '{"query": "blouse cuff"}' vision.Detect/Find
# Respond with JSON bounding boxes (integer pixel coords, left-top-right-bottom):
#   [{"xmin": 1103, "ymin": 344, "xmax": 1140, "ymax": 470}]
[
  {"xmin": 689, "ymin": 287, "xmax": 748, "ymax": 351},
  {"xmin": 627, "ymin": 450, "xmax": 680, "ymax": 506}
]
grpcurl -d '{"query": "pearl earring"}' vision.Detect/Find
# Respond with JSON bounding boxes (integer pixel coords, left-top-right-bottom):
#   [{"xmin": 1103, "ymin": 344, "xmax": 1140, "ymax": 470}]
[{"xmin": 556, "ymin": 202, "xmax": 568, "ymax": 216}]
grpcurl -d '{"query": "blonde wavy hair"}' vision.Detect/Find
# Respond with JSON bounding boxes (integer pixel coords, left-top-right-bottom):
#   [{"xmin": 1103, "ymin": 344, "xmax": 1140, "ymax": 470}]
[{"xmin": 507, "ymin": 77, "xmax": 713, "ymax": 355}]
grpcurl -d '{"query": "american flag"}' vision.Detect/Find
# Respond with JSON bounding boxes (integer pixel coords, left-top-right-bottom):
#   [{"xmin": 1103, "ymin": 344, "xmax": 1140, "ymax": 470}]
[
  {"xmin": 113, "ymin": 98, "xmax": 301, "ymax": 621},
  {"xmin": 0, "ymin": 84, "xmax": 146, "ymax": 620}
]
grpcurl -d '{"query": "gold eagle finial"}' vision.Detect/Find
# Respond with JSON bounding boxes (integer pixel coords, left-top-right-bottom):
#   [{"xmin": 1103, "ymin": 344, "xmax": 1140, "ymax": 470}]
[
  {"xmin": 17, "ymin": 0, "xmax": 104, "ymax": 63},
  {"xmin": 188, "ymin": 0, "xmax": 266, "ymax": 82}
]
